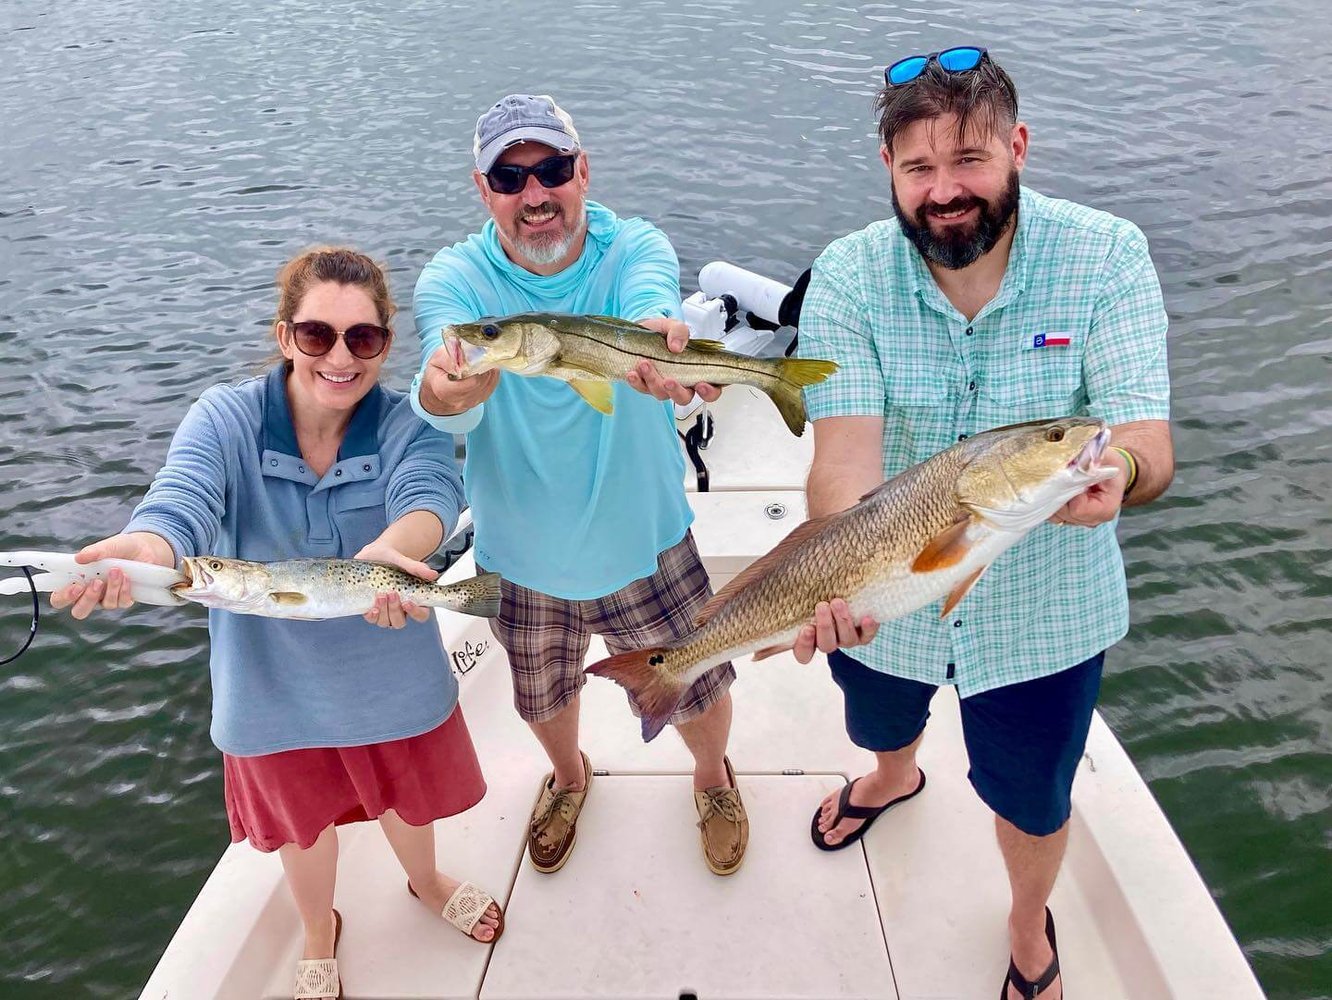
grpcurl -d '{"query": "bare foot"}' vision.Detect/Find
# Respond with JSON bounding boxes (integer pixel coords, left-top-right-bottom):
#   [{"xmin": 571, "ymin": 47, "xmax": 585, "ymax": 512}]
[
  {"xmin": 409, "ymin": 873, "xmax": 501, "ymax": 942},
  {"xmin": 815, "ymin": 768, "xmax": 921, "ymax": 847}
]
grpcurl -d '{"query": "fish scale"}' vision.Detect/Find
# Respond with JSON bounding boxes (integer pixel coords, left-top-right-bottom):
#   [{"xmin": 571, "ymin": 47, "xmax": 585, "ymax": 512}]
[
  {"xmin": 174, "ymin": 557, "xmax": 502, "ymax": 621},
  {"xmin": 444, "ymin": 313, "xmax": 839, "ymax": 435},
  {"xmin": 586, "ymin": 417, "xmax": 1119, "ymax": 741},
  {"xmin": 665, "ymin": 449, "xmax": 975, "ymax": 675}
]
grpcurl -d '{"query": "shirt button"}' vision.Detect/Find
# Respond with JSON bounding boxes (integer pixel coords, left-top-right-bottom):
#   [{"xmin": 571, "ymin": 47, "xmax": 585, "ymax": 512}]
[
  {"xmin": 958, "ymin": 433, "xmax": 968, "ymax": 441},
  {"xmin": 363, "ymin": 464, "xmax": 371, "ymax": 472},
  {"xmin": 335, "ymin": 469, "xmax": 343, "ymax": 477},
  {"xmin": 953, "ymin": 620, "xmax": 963, "ymax": 628},
  {"xmin": 298, "ymin": 466, "xmax": 306, "ymax": 474},
  {"xmin": 968, "ymin": 381, "xmax": 976, "ymax": 391},
  {"xmin": 965, "ymin": 326, "xmax": 974, "ymax": 336},
  {"xmin": 270, "ymin": 459, "xmax": 278, "ymax": 467}
]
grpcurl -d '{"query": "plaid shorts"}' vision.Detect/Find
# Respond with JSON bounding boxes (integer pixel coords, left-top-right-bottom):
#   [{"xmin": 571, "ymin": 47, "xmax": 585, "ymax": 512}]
[{"xmin": 485, "ymin": 532, "xmax": 736, "ymax": 725}]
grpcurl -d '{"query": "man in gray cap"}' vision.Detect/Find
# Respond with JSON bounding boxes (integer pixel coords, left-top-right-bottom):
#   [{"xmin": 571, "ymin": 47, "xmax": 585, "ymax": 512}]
[{"xmin": 410, "ymin": 94, "xmax": 749, "ymax": 878}]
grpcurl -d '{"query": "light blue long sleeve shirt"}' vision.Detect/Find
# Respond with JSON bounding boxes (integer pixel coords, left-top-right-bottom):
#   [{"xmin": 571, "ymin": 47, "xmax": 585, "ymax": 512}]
[
  {"xmin": 125, "ymin": 367, "xmax": 466, "ymax": 756},
  {"xmin": 410, "ymin": 201, "xmax": 692, "ymax": 600}
]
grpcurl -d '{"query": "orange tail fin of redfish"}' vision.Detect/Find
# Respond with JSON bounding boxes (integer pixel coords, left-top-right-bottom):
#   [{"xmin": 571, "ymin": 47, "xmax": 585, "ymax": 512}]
[{"xmin": 585, "ymin": 648, "xmax": 689, "ymax": 742}]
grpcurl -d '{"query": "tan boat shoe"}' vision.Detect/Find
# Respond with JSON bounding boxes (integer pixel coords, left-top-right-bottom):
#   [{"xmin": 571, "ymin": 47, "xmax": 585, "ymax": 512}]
[
  {"xmin": 528, "ymin": 750, "xmax": 593, "ymax": 873},
  {"xmin": 695, "ymin": 755, "xmax": 749, "ymax": 876},
  {"xmin": 293, "ymin": 908, "xmax": 342, "ymax": 1000}
]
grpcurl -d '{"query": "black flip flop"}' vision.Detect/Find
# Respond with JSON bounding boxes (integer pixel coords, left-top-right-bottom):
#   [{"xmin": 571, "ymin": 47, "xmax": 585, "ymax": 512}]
[
  {"xmin": 810, "ymin": 768, "xmax": 926, "ymax": 851},
  {"xmin": 1000, "ymin": 907, "xmax": 1060, "ymax": 999}
]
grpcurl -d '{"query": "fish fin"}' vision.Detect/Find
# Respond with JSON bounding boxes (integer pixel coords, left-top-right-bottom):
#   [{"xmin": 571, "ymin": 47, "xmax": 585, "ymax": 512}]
[
  {"xmin": 750, "ymin": 642, "xmax": 792, "ymax": 662},
  {"xmin": 857, "ymin": 480, "xmax": 895, "ymax": 504},
  {"xmin": 693, "ymin": 514, "xmax": 835, "ymax": 627},
  {"xmin": 766, "ymin": 378, "xmax": 810, "ymax": 436},
  {"xmin": 585, "ymin": 649, "xmax": 689, "ymax": 742},
  {"xmin": 268, "ymin": 591, "xmax": 308, "ymax": 606},
  {"xmin": 684, "ymin": 338, "xmax": 728, "ymax": 353},
  {"xmin": 567, "ymin": 379, "xmax": 615, "ymax": 414},
  {"xmin": 763, "ymin": 357, "xmax": 840, "ymax": 436},
  {"xmin": 910, "ymin": 517, "xmax": 977, "ymax": 573},
  {"xmin": 939, "ymin": 565, "xmax": 987, "ymax": 618},
  {"xmin": 778, "ymin": 356, "xmax": 839, "ymax": 387},
  {"xmin": 468, "ymin": 571, "xmax": 503, "ymax": 618},
  {"xmin": 515, "ymin": 355, "xmax": 547, "ymax": 375},
  {"xmin": 580, "ymin": 314, "xmax": 641, "ymax": 332},
  {"xmin": 445, "ymin": 571, "xmax": 502, "ymax": 618}
]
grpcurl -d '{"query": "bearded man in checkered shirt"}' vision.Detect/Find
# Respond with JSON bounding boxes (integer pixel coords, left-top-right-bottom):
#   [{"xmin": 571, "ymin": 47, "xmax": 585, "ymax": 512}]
[{"xmin": 790, "ymin": 47, "xmax": 1175, "ymax": 1000}]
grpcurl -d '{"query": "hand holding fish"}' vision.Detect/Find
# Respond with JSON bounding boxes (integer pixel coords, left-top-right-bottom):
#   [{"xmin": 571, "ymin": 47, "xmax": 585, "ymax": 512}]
[
  {"xmin": 624, "ymin": 317, "xmax": 723, "ymax": 406},
  {"xmin": 420, "ymin": 339, "xmax": 501, "ymax": 416},
  {"xmin": 1049, "ymin": 447, "xmax": 1128, "ymax": 526},
  {"xmin": 791, "ymin": 598, "xmax": 880, "ymax": 664},
  {"xmin": 49, "ymin": 532, "xmax": 176, "ymax": 619},
  {"xmin": 352, "ymin": 540, "xmax": 439, "ymax": 628}
]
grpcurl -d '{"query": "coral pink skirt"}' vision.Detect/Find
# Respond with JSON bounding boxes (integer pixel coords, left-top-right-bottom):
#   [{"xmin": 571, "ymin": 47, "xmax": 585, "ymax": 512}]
[{"xmin": 223, "ymin": 706, "xmax": 485, "ymax": 853}]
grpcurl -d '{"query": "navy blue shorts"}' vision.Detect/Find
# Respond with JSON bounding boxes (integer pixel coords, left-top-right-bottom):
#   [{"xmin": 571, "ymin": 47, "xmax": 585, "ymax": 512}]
[{"xmin": 827, "ymin": 650, "xmax": 1105, "ymax": 837}]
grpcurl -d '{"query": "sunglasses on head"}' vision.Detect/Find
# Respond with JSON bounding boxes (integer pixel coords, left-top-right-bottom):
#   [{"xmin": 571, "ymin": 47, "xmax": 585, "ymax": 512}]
[
  {"xmin": 886, "ymin": 45, "xmax": 988, "ymax": 86},
  {"xmin": 484, "ymin": 153, "xmax": 578, "ymax": 195},
  {"xmin": 289, "ymin": 320, "xmax": 390, "ymax": 360}
]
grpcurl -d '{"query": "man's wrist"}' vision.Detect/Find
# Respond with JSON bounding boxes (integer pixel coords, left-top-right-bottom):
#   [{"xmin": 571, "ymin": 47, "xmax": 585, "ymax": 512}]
[
  {"xmin": 1110, "ymin": 446, "xmax": 1138, "ymax": 497},
  {"xmin": 418, "ymin": 378, "xmax": 465, "ymax": 417}
]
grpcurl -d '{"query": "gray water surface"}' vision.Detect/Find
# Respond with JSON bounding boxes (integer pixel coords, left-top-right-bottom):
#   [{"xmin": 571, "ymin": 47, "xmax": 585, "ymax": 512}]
[{"xmin": 1, "ymin": 1, "xmax": 1329, "ymax": 996}]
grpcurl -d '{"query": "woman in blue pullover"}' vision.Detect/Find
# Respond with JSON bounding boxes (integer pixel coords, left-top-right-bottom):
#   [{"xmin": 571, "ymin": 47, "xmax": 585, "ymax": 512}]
[{"xmin": 52, "ymin": 247, "xmax": 502, "ymax": 999}]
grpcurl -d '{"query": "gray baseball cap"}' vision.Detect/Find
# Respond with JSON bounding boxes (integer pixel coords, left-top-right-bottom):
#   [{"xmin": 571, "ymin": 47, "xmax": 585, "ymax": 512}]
[{"xmin": 473, "ymin": 94, "xmax": 582, "ymax": 173}]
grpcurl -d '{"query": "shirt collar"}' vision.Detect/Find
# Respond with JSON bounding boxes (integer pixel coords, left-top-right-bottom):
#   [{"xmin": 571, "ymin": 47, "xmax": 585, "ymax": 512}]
[
  {"xmin": 262, "ymin": 365, "xmax": 383, "ymax": 460},
  {"xmin": 479, "ymin": 200, "xmax": 618, "ymax": 294}
]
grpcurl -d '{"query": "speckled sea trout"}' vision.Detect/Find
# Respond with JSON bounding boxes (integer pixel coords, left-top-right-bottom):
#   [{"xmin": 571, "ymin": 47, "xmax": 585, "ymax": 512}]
[
  {"xmin": 586, "ymin": 417, "xmax": 1118, "ymax": 741},
  {"xmin": 442, "ymin": 313, "xmax": 839, "ymax": 436},
  {"xmin": 170, "ymin": 557, "xmax": 501, "ymax": 621}
]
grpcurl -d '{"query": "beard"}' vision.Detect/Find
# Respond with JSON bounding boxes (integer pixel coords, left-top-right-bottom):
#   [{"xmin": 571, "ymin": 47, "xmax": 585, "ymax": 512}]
[
  {"xmin": 893, "ymin": 169, "xmax": 1020, "ymax": 270},
  {"xmin": 504, "ymin": 201, "xmax": 588, "ymax": 268}
]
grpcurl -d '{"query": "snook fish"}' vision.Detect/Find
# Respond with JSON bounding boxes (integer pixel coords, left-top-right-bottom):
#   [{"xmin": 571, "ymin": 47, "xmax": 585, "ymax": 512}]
[
  {"xmin": 171, "ymin": 557, "xmax": 501, "ymax": 621},
  {"xmin": 586, "ymin": 417, "xmax": 1118, "ymax": 741},
  {"xmin": 443, "ymin": 313, "xmax": 839, "ymax": 436}
]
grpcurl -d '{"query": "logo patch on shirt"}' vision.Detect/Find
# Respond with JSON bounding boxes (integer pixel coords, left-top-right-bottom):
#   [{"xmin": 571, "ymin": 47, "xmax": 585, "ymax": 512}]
[{"xmin": 1030, "ymin": 332, "xmax": 1072, "ymax": 349}]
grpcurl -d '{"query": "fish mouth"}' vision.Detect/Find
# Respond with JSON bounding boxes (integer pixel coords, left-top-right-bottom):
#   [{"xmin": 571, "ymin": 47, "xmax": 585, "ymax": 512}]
[
  {"xmin": 169, "ymin": 559, "xmax": 207, "ymax": 595},
  {"xmin": 441, "ymin": 333, "xmax": 493, "ymax": 379},
  {"xmin": 1070, "ymin": 427, "xmax": 1113, "ymax": 476}
]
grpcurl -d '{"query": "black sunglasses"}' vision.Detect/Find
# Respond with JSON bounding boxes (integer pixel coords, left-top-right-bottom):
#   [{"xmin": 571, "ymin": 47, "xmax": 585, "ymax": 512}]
[
  {"xmin": 484, "ymin": 154, "xmax": 578, "ymax": 195},
  {"xmin": 289, "ymin": 320, "xmax": 390, "ymax": 360}
]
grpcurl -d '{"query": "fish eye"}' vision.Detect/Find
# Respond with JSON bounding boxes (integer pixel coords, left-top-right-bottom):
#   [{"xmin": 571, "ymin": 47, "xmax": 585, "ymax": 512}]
[
  {"xmin": 1045, "ymin": 427, "xmax": 1065, "ymax": 443},
  {"xmin": 482, "ymin": 324, "xmax": 500, "ymax": 339},
  {"xmin": 209, "ymin": 559, "xmax": 223, "ymax": 570}
]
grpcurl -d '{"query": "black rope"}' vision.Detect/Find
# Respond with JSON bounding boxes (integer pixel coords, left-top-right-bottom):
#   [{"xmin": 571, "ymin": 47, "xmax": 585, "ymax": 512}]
[{"xmin": 1, "ymin": 567, "xmax": 38, "ymax": 665}]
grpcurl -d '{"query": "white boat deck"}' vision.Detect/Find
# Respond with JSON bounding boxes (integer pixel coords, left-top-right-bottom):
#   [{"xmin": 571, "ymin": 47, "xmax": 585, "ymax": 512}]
[{"xmin": 139, "ymin": 387, "xmax": 1265, "ymax": 1000}]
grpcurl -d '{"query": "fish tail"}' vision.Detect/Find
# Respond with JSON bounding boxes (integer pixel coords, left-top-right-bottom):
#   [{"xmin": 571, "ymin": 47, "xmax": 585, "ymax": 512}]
[
  {"xmin": 585, "ymin": 647, "xmax": 691, "ymax": 742},
  {"xmin": 426, "ymin": 571, "xmax": 502, "ymax": 618},
  {"xmin": 766, "ymin": 358, "xmax": 839, "ymax": 436},
  {"xmin": 777, "ymin": 356, "xmax": 840, "ymax": 388},
  {"xmin": 464, "ymin": 571, "xmax": 503, "ymax": 618}
]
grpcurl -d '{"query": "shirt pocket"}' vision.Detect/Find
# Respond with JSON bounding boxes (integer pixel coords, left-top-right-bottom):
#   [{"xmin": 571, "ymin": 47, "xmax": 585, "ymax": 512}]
[
  {"xmin": 331, "ymin": 482, "xmax": 388, "ymax": 553},
  {"xmin": 979, "ymin": 349, "xmax": 1085, "ymax": 423},
  {"xmin": 880, "ymin": 360, "xmax": 955, "ymax": 409}
]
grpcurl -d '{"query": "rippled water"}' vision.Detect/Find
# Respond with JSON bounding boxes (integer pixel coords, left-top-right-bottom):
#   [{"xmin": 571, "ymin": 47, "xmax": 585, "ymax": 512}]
[{"xmin": 2, "ymin": 0, "xmax": 1329, "ymax": 996}]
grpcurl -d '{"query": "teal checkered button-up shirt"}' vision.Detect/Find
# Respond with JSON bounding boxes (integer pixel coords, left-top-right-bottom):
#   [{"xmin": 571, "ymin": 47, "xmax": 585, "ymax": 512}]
[{"xmin": 799, "ymin": 187, "xmax": 1170, "ymax": 695}]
